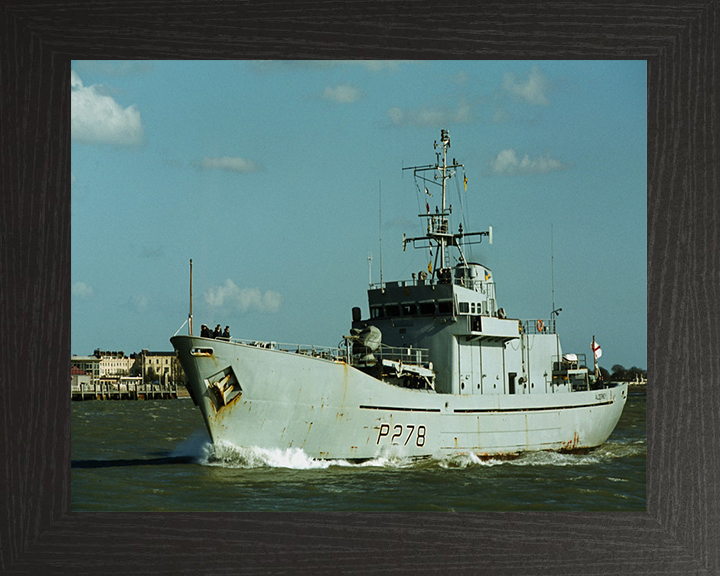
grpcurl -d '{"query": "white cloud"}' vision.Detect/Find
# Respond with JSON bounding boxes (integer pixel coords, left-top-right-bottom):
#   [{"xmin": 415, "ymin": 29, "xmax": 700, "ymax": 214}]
[
  {"xmin": 205, "ymin": 279, "xmax": 282, "ymax": 313},
  {"xmin": 502, "ymin": 66, "xmax": 550, "ymax": 105},
  {"xmin": 489, "ymin": 149, "xmax": 569, "ymax": 176},
  {"xmin": 130, "ymin": 294, "xmax": 149, "ymax": 312},
  {"xmin": 70, "ymin": 70, "xmax": 82, "ymax": 89},
  {"xmin": 322, "ymin": 84, "xmax": 361, "ymax": 103},
  {"xmin": 71, "ymin": 71, "xmax": 144, "ymax": 146},
  {"xmin": 199, "ymin": 156, "xmax": 262, "ymax": 174},
  {"xmin": 72, "ymin": 282, "xmax": 94, "ymax": 300},
  {"xmin": 492, "ymin": 108, "xmax": 511, "ymax": 124},
  {"xmin": 387, "ymin": 100, "xmax": 473, "ymax": 127}
]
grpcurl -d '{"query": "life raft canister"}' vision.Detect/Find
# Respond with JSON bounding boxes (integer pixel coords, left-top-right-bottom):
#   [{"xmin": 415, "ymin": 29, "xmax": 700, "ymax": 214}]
[{"xmin": 536, "ymin": 319, "xmax": 544, "ymax": 332}]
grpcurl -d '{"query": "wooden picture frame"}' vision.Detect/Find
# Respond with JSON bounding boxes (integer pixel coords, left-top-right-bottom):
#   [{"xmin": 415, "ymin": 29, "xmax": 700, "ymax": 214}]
[{"xmin": 1, "ymin": 2, "xmax": 715, "ymax": 573}]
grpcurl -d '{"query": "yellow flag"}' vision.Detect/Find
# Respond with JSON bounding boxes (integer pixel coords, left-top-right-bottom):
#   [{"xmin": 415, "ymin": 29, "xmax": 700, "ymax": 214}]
[
  {"xmin": 428, "ymin": 261, "xmax": 432, "ymax": 273},
  {"xmin": 464, "ymin": 175, "xmax": 468, "ymax": 191}
]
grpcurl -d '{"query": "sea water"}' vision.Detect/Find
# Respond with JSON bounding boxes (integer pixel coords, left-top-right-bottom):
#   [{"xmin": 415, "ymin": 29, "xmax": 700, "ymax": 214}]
[{"xmin": 71, "ymin": 391, "xmax": 646, "ymax": 512}]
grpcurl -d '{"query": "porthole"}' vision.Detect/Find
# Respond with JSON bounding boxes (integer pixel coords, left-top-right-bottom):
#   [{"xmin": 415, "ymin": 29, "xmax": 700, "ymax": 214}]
[{"xmin": 190, "ymin": 347, "xmax": 213, "ymax": 357}]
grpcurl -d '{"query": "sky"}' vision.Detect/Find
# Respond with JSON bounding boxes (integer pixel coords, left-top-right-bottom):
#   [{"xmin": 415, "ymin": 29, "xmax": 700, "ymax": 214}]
[{"xmin": 71, "ymin": 60, "xmax": 647, "ymax": 370}]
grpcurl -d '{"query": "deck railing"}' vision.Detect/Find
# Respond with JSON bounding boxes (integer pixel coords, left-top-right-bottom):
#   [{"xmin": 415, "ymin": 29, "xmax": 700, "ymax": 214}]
[
  {"xmin": 233, "ymin": 339, "xmax": 348, "ymax": 361},
  {"xmin": 369, "ymin": 277, "xmax": 494, "ymax": 292},
  {"xmin": 374, "ymin": 344, "xmax": 429, "ymax": 365},
  {"xmin": 230, "ymin": 338, "xmax": 429, "ymax": 367},
  {"xmin": 521, "ymin": 318, "xmax": 558, "ymax": 335}
]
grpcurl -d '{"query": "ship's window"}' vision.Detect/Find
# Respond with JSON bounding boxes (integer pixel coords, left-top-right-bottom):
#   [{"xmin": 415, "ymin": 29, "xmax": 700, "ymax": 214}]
[
  {"xmin": 402, "ymin": 303, "xmax": 417, "ymax": 316},
  {"xmin": 419, "ymin": 302, "xmax": 435, "ymax": 315},
  {"xmin": 385, "ymin": 305, "xmax": 400, "ymax": 317},
  {"xmin": 370, "ymin": 306, "xmax": 384, "ymax": 319},
  {"xmin": 438, "ymin": 301, "xmax": 453, "ymax": 314},
  {"xmin": 471, "ymin": 303, "xmax": 476, "ymax": 314},
  {"xmin": 458, "ymin": 302, "xmax": 469, "ymax": 314}
]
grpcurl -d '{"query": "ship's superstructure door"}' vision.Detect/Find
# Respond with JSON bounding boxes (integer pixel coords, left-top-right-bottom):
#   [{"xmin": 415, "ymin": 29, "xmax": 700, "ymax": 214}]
[
  {"xmin": 458, "ymin": 338, "xmax": 482, "ymax": 394},
  {"xmin": 508, "ymin": 372, "xmax": 516, "ymax": 394}
]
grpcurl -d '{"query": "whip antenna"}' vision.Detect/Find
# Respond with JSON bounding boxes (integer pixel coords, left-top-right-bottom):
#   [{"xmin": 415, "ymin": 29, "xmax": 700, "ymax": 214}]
[
  {"xmin": 379, "ymin": 181, "xmax": 384, "ymax": 287},
  {"xmin": 189, "ymin": 258, "xmax": 194, "ymax": 336}
]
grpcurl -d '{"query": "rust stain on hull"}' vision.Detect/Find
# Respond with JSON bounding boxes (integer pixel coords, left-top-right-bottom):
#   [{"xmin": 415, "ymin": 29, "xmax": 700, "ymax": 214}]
[{"xmin": 558, "ymin": 431, "xmax": 584, "ymax": 453}]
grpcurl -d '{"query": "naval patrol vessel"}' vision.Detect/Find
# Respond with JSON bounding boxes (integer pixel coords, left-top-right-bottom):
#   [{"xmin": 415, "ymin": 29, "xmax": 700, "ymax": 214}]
[{"xmin": 171, "ymin": 130, "xmax": 627, "ymax": 460}]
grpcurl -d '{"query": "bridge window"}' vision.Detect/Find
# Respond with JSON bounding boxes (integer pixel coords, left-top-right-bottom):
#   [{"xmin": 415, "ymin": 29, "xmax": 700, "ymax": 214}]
[
  {"xmin": 385, "ymin": 305, "xmax": 400, "ymax": 317},
  {"xmin": 402, "ymin": 303, "xmax": 418, "ymax": 316},
  {"xmin": 458, "ymin": 302, "xmax": 469, "ymax": 314},
  {"xmin": 438, "ymin": 301, "xmax": 453, "ymax": 315},
  {"xmin": 419, "ymin": 302, "xmax": 435, "ymax": 315}
]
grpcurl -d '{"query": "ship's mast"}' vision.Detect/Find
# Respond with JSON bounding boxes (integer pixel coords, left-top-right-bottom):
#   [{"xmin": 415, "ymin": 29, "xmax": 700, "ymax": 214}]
[
  {"xmin": 403, "ymin": 129, "xmax": 490, "ymax": 281},
  {"xmin": 438, "ymin": 129, "xmax": 450, "ymax": 270}
]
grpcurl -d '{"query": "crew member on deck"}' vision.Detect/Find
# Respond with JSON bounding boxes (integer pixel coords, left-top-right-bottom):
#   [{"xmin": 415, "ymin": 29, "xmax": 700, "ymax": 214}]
[
  {"xmin": 213, "ymin": 324, "xmax": 222, "ymax": 338},
  {"xmin": 222, "ymin": 326, "xmax": 231, "ymax": 340},
  {"xmin": 200, "ymin": 324, "xmax": 211, "ymax": 338}
]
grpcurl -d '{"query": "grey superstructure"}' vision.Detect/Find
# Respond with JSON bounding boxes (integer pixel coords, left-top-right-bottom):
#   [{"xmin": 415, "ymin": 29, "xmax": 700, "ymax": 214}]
[{"xmin": 172, "ymin": 130, "xmax": 627, "ymax": 460}]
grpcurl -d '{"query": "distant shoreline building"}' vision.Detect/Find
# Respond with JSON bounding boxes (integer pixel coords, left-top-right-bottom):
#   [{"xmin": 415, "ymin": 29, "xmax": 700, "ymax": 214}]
[
  {"xmin": 71, "ymin": 348, "xmax": 185, "ymax": 393},
  {"xmin": 130, "ymin": 349, "xmax": 180, "ymax": 386},
  {"xmin": 95, "ymin": 349, "xmax": 135, "ymax": 377}
]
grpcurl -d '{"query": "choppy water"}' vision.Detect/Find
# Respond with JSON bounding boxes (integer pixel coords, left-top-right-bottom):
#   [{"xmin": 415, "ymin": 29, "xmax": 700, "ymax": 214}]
[{"xmin": 71, "ymin": 391, "xmax": 646, "ymax": 511}]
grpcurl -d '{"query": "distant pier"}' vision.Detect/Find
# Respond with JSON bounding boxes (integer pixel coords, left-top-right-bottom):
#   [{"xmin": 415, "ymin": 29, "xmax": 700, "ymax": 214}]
[
  {"xmin": 625, "ymin": 379, "xmax": 647, "ymax": 392},
  {"xmin": 71, "ymin": 381, "xmax": 180, "ymax": 401}
]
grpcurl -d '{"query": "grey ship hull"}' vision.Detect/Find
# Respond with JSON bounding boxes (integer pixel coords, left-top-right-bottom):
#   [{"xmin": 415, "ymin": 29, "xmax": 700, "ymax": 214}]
[{"xmin": 172, "ymin": 335, "xmax": 628, "ymax": 460}]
